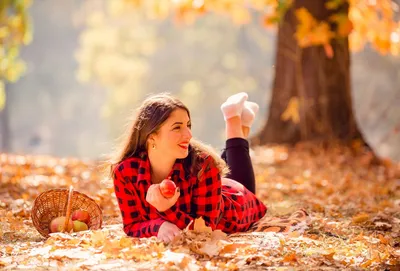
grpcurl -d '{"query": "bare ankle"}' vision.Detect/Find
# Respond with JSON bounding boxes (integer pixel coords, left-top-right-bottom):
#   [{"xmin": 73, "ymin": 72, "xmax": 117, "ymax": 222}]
[
  {"xmin": 242, "ymin": 126, "xmax": 250, "ymax": 138},
  {"xmin": 225, "ymin": 116, "xmax": 244, "ymax": 139}
]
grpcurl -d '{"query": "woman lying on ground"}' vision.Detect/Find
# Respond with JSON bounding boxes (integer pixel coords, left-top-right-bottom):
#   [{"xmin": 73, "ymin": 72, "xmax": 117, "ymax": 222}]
[{"xmin": 111, "ymin": 92, "xmax": 307, "ymax": 243}]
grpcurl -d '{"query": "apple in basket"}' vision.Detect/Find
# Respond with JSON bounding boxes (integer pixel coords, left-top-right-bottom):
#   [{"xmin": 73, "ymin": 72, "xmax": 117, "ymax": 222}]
[
  {"xmin": 49, "ymin": 216, "xmax": 73, "ymax": 233},
  {"xmin": 73, "ymin": 220, "xmax": 88, "ymax": 232},
  {"xmin": 159, "ymin": 179, "xmax": 177, "ymax": 198},
  {"xmin": 71, "ymin": 210, "xmax": 90, "ymax": 224},
  {"xmin": 70, "ymin": 210, "xmax": 90, "ymax": 232}
]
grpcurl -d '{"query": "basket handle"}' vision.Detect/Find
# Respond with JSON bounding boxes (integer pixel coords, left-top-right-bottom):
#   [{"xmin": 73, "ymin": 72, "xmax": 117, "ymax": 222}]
[{"xmin": 63, "ymin": 185, "xmax": 74, "ymax": 232}]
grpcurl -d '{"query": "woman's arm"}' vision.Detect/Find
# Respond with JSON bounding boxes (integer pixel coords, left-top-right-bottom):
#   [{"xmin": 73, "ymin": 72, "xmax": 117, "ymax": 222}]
[
  {"xmin": 158, "ymin": 156, "xmax": 224, "ymax": 230},
  {"xmin": 113, "ymin": 165, "xmax": 165, "ymax": 237}
]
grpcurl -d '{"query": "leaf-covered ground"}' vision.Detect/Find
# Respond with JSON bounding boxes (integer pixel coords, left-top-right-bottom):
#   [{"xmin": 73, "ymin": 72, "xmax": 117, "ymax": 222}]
[{"xmin": 0, "ymin": 143, "xmax": 399, "ymax": 270}]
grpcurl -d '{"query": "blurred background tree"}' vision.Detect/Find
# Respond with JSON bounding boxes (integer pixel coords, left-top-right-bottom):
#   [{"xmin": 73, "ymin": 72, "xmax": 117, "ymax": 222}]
[
  {"xmin": 75, "ymin": 1, "xmax": 274, "ymax": 147},
  {"xmin": 0, "ymin": 0, "xmax": 32, "ymax": 150},
  {"xmin": 79, "ymin": 0, "xmax": 399, "ymax": 149},
  {"xmin": 1, "ymin": 0, "xmax": 399, "ymax": 161}
]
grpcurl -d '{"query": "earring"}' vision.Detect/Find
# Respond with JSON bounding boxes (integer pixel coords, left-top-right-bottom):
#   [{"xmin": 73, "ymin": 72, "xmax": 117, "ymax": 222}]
[{"xmin": 152, "ymin": 144, "xmax": 156, "ymax": 150}]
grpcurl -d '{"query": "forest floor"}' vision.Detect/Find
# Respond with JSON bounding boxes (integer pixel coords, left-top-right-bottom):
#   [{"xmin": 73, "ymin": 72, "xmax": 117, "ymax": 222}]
[{"xmin": 0, "ymin": 142, "xmax": 399, "ymax": 270}]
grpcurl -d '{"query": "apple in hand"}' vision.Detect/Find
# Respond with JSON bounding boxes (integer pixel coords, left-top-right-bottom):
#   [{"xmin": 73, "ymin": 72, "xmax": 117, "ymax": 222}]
[
  {"xmin": 71, "ymin": 210, "xmax": 90, "ymax": 224},
  {"xmin": 159, "ymin": 179, "xmax": 177, "ymax": 198},
  {"xmin": 73, "ymin": 220, "xmax": 88, "ymax": 232},
  {"xmin": 49, "ymin": 216, "xmax": 73, "ymax": 233}
]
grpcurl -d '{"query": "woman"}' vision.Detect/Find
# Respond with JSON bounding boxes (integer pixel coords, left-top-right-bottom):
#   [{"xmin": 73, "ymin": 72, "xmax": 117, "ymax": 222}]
[{"xmin": 111, "ymin": 92, "xmax": 267, "ymax": 243}]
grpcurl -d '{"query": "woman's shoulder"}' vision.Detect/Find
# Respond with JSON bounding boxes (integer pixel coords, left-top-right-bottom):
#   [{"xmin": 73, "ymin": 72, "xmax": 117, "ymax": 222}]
[
  {"xmin": 113, "ymin": 156, "xmax": 143, "ymax": 176},
  {"xmin": 195, "ymin": 151, "xmax": 221, "ymax": 181},
  {"xmin": 189, "ymin": 140, "xmax": 229, "ymax": 178}
]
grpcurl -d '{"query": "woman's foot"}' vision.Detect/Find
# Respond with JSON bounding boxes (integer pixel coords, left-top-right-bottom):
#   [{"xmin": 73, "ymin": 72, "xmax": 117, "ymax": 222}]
[
  {"xmin": 220, "ymin": 92, "xmax": 248, "ymax": 121},
  {"xmin": 241, "ymin": 101, "xmax": 259, "ymax": 138}
]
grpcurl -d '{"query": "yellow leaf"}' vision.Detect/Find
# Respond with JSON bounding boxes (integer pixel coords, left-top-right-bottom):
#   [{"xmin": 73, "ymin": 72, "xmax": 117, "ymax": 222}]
[
  {"xmin": 119, "ymin": 236, "xmax": 133, "ymax": 248},
  {"xmin": 219, "ymin": 242, "xmax": 249, "ymax": 255},
  {"xmin": 311, "ymin": 22, "xmax": 334, "ymax": 45},
  {"xmin": 193, "ymin": 217, "xmax": 212, "ymax": 233},
  {"xmin": 295, "ymin": 8, "xmax": 317, "ymax": 46},
  {"xmin": 281, "ymin": 97, "xmax": 300, "ymax": 124},
  {"xmin": 90, "ymin": 229, "xmax": 108, "ymax": 247},
  {"xmin": 295, "ymin": 8, "xmax": 334, "ymax": 47},
  {"xmin": 296, "ymin": 8, "xmax": 316, "ymax": 29},
  {"xmin": 352, "ymin": 212, "xmax": 369, "ymax": 224}
]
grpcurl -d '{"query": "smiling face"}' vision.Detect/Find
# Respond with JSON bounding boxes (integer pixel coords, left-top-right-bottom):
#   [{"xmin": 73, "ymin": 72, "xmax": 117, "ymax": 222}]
[{"xmin": 149, "ymin": 108, "xmax": 192, "ymax": 159}]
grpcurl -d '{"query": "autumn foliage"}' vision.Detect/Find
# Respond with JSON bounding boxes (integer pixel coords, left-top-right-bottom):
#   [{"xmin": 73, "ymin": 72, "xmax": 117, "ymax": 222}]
[
  {"xmin": 0, "ymin": 0, "xmax": 32, "ymax": 109},
  {"xmin": 121, "ymin": 0, "xmax": 400, "ymax": 56},
  {"xmin": 1, "ymin": 144, "xmax": 399, "ymax": 268}
]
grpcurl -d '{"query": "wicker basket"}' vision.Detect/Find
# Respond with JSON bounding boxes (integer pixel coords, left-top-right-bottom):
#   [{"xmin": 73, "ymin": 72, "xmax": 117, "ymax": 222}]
[{"xmin": 31, "ymin": 187, "xmax": 103, "ymax": 237}]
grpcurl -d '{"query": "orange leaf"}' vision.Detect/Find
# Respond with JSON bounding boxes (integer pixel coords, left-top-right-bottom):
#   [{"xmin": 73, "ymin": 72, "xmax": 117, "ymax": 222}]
[
  {"xmin": 295, "ymin": 8, "xmax": 334, "ymax": 47},
  {"xmin": 324, "ymin": 43, "xmax": 334, "ymax": 58},
  {"xmin": 352, "ymin": 213, "xmax": 369, "ymax": 224},
  {"xmin": 282, "ymin": 252, "xmax": 297, "ymax": 263}
]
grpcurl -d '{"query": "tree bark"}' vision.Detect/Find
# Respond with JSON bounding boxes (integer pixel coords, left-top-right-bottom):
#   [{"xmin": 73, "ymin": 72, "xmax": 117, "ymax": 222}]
[{"xmin": 252, "ymin": 0, "xmax": 364, "ymax": 145}]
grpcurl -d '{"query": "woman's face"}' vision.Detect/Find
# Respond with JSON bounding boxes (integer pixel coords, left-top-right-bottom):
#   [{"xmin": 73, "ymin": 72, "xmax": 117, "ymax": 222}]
[{"xmin": 150, "ymin": 108, "xmax": 192, "ymax": 159}]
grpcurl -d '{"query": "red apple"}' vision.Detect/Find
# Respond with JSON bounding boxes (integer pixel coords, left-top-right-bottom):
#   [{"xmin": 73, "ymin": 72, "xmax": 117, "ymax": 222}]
[
  {"xmin": 159, "ymin": 179, "xmax": 176, "ymax": 198},
  {"xmin": 49, "ymin": 216, "xmax": 73, "ymax": 233},
  {"xmin": 71, "ymin": 210, "xmax": 90, "ymax": 224}
]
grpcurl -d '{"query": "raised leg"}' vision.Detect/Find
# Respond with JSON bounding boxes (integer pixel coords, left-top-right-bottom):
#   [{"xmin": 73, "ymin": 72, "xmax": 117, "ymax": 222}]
[{"xmin": 220, "ymin": 93, "xmax": 257, "ymax": 193}]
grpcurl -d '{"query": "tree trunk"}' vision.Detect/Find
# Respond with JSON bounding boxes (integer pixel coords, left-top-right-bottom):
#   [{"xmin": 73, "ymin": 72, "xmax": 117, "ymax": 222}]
[{"xmin": 252, "ymin": 0, "xmax": 364, "ymax": 145}]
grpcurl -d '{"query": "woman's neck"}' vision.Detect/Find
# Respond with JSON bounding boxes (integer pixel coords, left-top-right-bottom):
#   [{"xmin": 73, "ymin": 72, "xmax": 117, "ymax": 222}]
[{"xmin": 148, "ymin": 151, "xmax": 176, "ymax": 184}]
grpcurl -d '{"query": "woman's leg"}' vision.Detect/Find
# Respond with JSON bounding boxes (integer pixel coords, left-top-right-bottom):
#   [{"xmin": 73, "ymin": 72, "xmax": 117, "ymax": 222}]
[
  {"xmin": 221, "ymin": 137, "xmax": 256, "ymax": 194},
  {"xmin": 220, "ymin": 94, "xmax": 258, "ymax": 194}
]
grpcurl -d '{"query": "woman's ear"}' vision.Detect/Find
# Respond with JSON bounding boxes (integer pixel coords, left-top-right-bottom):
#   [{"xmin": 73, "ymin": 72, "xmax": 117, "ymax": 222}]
[
  {"xmin": 148, "ymin": 133, "xmax": 156, "ymax": 144},
  {"xmin": 147, "ymin": 134, "xmax": 157, "ymax": 150}
]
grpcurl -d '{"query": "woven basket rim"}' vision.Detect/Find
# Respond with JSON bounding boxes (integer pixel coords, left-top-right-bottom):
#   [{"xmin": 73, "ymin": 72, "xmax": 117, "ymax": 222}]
[{"xmin": 31, "ymin": 188, "xmax": 103, "ymax": 238}]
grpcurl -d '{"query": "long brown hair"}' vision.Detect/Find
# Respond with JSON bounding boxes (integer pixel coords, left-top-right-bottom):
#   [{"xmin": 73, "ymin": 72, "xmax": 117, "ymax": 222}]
[{"xmin": 109, "ymin": 93, "xmax": 229, "ymax": 179}]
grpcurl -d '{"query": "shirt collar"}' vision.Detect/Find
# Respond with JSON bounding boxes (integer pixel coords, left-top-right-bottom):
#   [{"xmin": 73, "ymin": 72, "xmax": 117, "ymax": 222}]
[{"xmin": 137, "ymin": 152, "xmax": 187, "ymax": 185}]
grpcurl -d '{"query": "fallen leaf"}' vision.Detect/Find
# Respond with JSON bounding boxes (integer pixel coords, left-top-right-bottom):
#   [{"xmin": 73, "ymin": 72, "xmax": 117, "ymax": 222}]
[
  {"xmin": 219, "ymin": 242, "xmax": 250, "ymax": 255},
  {"xmin": 282, "ymin": 252, "xmax": 297, "ymax": 263},
  {"xmin": 161, "ymin": 250, "xmax": 200, "ymax": 270},
  {"xmin": 352, "ymin": 213, "xmax": 370, "ymax": 224},
  {"xmin": 193, "ymin": 217, "xmax": 212, "ymax": 233},
  {"xmin": 90, "ymin": 229, "xmax": 109, "ymax": 247}
]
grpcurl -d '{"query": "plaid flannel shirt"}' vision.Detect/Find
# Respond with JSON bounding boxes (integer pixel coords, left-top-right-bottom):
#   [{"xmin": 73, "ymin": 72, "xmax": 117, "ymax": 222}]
[{"xmin": 113, "ymin": 152, "xmax": 267, "ymax": 237}]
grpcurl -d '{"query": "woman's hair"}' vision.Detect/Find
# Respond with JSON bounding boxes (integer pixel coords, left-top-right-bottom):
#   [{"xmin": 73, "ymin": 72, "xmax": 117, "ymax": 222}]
[{"xmin": 109, "ymin": 93, "xmax": 229, "ymax": 179}]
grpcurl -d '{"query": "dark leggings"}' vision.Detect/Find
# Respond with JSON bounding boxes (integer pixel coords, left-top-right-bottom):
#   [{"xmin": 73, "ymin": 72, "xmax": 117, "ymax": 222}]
[{"xmin": 220, "ymin": 138, "xmax": 256, "ymax": 194}]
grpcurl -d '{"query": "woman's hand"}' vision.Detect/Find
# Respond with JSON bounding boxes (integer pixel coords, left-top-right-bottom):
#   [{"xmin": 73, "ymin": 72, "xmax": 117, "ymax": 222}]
[
  {"xmin": 146, "ymin": 183, "xmax": 180, "ymax": 212},
  {"xmin": 157, "ymin": 221, "xmax": 181, "ymax": 243}
]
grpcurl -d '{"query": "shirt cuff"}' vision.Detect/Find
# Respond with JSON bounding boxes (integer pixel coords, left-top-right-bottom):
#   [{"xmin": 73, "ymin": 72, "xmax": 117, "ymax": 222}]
[{"xmin": 157, "ymin": 205, "xmax": 193, "ymax": 229}]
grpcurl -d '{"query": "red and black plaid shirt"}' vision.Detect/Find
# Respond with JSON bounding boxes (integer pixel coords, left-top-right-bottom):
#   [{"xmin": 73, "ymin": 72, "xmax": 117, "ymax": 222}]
[{"xmin": 113, "ymin": 152, "xmax": 267, "ymax": 237}]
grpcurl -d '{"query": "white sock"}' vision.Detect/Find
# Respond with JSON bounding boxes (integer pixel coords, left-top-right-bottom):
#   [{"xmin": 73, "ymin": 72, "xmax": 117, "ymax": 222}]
[
  {"xmin": 241, "ymin": 101, "xmax": 259, "ymax": 127},
  {"xmin": 220, "ymin": 92, "xmax": 248, "ymax": 120}
]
